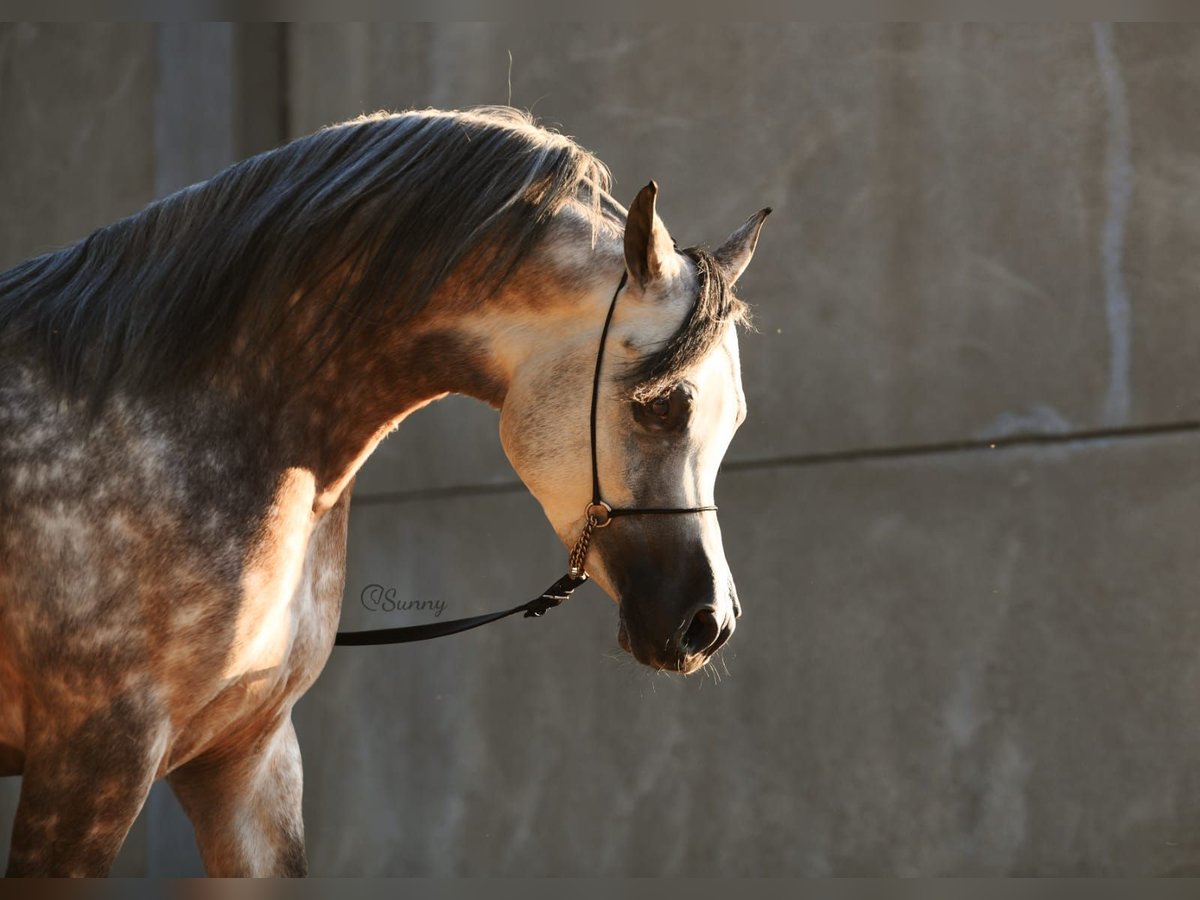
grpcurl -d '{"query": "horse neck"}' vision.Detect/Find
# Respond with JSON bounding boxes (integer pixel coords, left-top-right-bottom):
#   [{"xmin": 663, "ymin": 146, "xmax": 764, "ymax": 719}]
[{"xmin": 273, "ymin": 244, "xmax": 623, "ymax": 516}]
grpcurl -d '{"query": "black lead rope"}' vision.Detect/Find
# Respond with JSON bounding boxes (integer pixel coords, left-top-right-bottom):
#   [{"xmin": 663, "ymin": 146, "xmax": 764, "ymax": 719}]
[
  {"xmin": 334, "ymin": 253, "xmax": 717, "ymax": 647},
  {"xmin": 332, "ymin": 572, "xmax": 585, "ymax": 646}
]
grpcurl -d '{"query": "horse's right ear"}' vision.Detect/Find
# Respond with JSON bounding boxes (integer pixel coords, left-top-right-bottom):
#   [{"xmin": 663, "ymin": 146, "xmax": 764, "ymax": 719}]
[
  {"xmin": 624, "ymin": 181, "xmax": 674, "ymax": 289},
  {"xmin": 714, "ymin": 207, "xmax": 772, "ymax": 286}
]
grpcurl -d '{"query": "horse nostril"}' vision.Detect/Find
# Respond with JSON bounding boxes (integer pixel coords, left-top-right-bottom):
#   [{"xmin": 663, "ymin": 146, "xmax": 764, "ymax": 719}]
[{"xmin": 680, "ymin": 606, "xmax": 722, "ymax": 656}]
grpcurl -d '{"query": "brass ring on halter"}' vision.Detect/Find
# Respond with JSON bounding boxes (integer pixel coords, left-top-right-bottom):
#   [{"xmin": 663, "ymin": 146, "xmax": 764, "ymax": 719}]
[{"xmin": 585, "ymin": 501, "xmax": 613, "ymax": 528}]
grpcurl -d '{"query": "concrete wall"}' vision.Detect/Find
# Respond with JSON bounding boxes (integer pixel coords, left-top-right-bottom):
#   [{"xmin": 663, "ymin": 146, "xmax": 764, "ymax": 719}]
[{"xmin": 3, "ymin": 22, "xmax": 1200, "ymax": 875}]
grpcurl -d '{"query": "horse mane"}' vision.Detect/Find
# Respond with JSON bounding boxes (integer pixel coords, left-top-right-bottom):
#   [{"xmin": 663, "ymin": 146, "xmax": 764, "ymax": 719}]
[{"xmin": 0, "ymin": 106, "xmax": 613, "ymax": 402}]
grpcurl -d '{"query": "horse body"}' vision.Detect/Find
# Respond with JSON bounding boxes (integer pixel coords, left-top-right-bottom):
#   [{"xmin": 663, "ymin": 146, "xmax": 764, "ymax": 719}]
[
  {"xmin": 0, "ymin": 347, "xmax": 339, "ymax": 873},
  {"xmin": 0, "ymin": 107, "xmax": 767, "ymax": 875},
  {"xmin": 0, "ymin": 274, "xmax": 488, "ymax": 874}
]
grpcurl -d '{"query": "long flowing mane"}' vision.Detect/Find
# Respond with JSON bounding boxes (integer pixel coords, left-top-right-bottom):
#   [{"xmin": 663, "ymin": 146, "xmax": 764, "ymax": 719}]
[{"xmin": 0, "ymin": 106, "xmax": 612, "ymax": 401}]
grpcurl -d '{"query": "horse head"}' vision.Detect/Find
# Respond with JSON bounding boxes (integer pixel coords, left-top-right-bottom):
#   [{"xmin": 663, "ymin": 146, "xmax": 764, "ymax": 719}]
[{"xmin": 497, "ymin": 182, "xmax": 769, "ymax": 674}]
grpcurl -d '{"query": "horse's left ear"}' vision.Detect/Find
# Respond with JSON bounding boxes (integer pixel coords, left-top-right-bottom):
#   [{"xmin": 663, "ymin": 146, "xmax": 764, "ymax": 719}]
[
  {"xmin": 714, "ymin": 208, "xmax": 772, "ymax": 286},
  {"xmin": 624, "ymin": 181, "xmax": 676, "ymax": 289}
]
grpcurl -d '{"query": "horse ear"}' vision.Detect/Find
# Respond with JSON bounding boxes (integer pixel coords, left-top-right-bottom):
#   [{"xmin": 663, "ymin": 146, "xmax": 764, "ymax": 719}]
[
  {"xmin": 624, "ymin": 181, "xmax": 674, "ymax": 288},
  {"xmin": 714, "ymin": 208, "xmax": 772, "ymax": 286}
]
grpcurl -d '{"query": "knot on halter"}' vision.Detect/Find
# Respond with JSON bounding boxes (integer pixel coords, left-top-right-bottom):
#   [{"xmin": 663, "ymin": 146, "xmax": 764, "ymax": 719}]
[{"xmin": 525, "ymin": 572, "xmax": 589, "ymax": 617}]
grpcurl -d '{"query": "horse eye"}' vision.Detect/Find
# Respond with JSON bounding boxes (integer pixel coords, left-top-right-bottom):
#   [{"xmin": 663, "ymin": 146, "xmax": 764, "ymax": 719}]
[{"xmin": 633, "ymin": 384, "xmax": 692, "ymax": 431}]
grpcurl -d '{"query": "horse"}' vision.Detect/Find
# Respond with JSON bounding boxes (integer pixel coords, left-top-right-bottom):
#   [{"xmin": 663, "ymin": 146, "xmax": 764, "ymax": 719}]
[{"xmin": 0, "ymin": 106, "xmax": 769, "ymax": 876}]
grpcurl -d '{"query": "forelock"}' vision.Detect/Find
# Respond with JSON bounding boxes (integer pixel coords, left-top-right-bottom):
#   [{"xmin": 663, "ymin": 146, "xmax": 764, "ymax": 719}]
[{"xmin": 621, "ymin": 247, "xmax": 749, "ymax": 403}]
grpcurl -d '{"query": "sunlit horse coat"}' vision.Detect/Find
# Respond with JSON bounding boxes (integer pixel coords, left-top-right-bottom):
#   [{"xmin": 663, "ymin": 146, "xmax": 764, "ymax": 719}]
[{"xmin": 0, "ymin": 107, "xmax": 767, "ymax": 876}]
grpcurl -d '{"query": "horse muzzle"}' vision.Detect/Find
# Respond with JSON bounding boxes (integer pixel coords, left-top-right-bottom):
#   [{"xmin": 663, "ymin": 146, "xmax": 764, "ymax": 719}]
[{"xmin": 617, "ymin": 589, "xmax": 738, "ymax": 674}]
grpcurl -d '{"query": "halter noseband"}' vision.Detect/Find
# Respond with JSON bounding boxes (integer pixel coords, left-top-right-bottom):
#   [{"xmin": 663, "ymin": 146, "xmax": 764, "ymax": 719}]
[{"xmin": 566, "ymin": 266, "xmax": 718, "ymax": 579}]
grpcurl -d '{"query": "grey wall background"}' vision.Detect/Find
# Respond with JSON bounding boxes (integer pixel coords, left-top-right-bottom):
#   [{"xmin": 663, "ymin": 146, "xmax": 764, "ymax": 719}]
[{"xmin": 1, "ymin": 21, "xmax": 1200, "ymax": 875}]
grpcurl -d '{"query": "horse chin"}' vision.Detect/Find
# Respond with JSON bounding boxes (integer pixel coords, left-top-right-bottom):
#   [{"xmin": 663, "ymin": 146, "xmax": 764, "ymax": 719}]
[{"xmin": 616, "ymin": 613, "xmax": 711, "ymax": 675}]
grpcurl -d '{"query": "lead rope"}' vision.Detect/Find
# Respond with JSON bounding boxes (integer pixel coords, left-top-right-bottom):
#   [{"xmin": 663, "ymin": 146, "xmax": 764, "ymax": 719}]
[{"xmin": 334, "ymin": 250, "xmax": 718, "ymax": 647}]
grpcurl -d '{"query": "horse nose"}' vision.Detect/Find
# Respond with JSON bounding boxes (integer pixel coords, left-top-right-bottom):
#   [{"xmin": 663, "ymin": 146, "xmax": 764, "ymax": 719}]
[{"xmin": 677, "ymin": 603, "xmax": 732, "ymax": 657}]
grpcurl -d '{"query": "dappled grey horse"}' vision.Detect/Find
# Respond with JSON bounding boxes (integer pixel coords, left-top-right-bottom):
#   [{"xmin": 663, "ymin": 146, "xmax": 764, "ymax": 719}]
[{"xmin": 0, "ymin": 107, "xmax": 768, "ymax": 875}]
